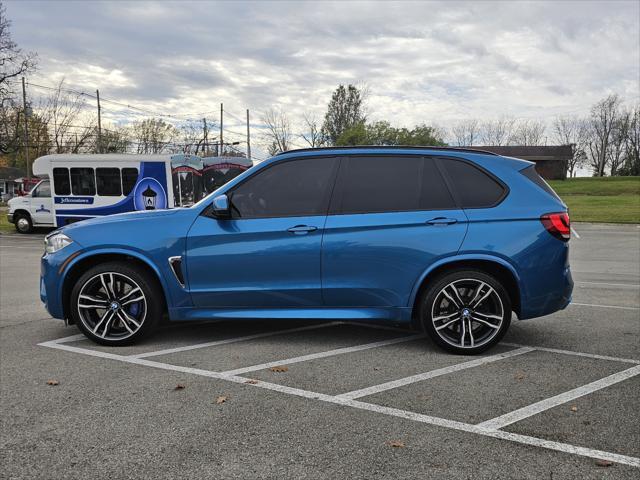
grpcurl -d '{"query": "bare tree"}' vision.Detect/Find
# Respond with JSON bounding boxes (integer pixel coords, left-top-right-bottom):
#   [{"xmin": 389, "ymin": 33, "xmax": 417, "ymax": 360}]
[
  {"xmin": 131, "ymin": 118, "xmax": 178, "ymax": 154},
  {"xmin": 552, "ymin": 115, "xmax": 589, "ymax": 177},
  {"xmin": 40, "ymin": 79, "xmax": 96, "ymax": 153},
  {"xmin": 261, "ymin": 107, "xmax": 292, "ymax": 155},
  {"xmin": 480, "ymin": 117, "xmax": 516, "ymax": 146},
  {"xmin": 300, "ymin": 112, "xmax": 325, "ymax": 148},
  {"xmin": 96, "ymin": 125, "xmax": 131, "ymax": 153},
  {"xmin": 0, "ymin": 2, "xmax": 37, "ymax": 98},
  {"xmin": 620, "ymin": 105, "xmax": 640, "ymax": 175},
  {"xmin": 587, "ymin": 94, "xmax": 621, "ymax": 176},
  {"xmin": 509, "ymin": 119, "xmax": 546, "ymax": 146},
  {"xmin": 608, "ymin": 109, "xmax": 630, "ymax": 176},
  {"xmin": 451, "ymin": 119, "xmax": 480, "ymax": 146},
  {"xmin": 178, "ymin": 120, "xmax": 207, "ymax": 155}
]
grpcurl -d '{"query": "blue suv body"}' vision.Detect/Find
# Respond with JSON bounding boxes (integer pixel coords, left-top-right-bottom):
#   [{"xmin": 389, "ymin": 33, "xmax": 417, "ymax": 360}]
[{"xmin": 40, "ymin": 147, "xmax": 573, "ymax": 353}]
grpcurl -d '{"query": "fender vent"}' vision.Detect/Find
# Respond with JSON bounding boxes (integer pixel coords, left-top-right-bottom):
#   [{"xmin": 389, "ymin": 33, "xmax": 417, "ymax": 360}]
[{"xmin": 168, "ymin": 256, "xmax": 185, "ymax": 287}]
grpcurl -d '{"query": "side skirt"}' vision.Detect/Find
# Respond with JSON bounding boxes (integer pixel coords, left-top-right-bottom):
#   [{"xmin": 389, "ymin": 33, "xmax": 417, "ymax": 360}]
[{"xmin": 168, "ymin": 306, "xmax": 413, "ymax": 323}]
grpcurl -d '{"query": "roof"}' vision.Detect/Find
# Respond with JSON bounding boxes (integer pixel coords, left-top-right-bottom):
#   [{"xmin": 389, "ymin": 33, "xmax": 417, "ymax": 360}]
[
  {"xmin": 469, "ymin": 145, "xmax": 573, "ymax": 161},
  {"xmin": 0, "ymin": 166, "xmax": 26, "ymax": 181},
  {"xmin": 275, "ymin": 146, "xmax": 499, "ymax": 157}
]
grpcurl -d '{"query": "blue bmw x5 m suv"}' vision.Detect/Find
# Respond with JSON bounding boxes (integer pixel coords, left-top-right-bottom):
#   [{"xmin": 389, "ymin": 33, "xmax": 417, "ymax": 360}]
[{"xmin": 40, "ymin": 147, "xmax": 573, "ymax": 354}]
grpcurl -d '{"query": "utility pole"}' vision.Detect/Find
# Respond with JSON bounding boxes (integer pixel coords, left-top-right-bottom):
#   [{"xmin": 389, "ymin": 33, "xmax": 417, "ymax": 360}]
[
  {"xmin": 246, "ymin": 109, "xmax": 251, "ymax": 161},
  {"xmin": 219, "ymin": 103, "xmax": 223, "ymax": 156},
  {"xmin": 96, "ymin": 89, "xmax": 102, "ymax": 154},
  {"xmin": 21, "ymin": 77, "xmax": 30, "ymax": 183},
  {"xmin": 203, "ymin": 117, "xmax": 209, "ymax": 156}
]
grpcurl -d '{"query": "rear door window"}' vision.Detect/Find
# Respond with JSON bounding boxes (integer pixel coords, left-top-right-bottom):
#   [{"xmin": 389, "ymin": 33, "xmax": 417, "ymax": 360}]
[
  {"xmin": 335, "ymin": 156, "xmax": 455, "ymax": 214},
  {"xmin": 53, "ymin": 168, "xmax": 71, "ymax": 195},
  {"xmin": 439, "ymin": 159, "xmax": 506, "ymax": 208},
  {"xmin": 70, "ymin": 168, "xmax": 96, "ymax": 196}
]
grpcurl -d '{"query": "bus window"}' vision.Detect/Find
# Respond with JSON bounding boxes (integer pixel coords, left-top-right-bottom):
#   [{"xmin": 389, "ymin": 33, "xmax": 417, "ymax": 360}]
[
  {"xmin": 122, "ymin": 168, "xmax": 138, "ymax": 196},
  {"xmin": 53, "ymin": 168, "xmax": 71, "ymax": 195},
  {"xmin": 70, "ymin": 168, "xmax": 96, "ymax": 196},
  {"xmin": 96, "ymin": 168, "xmax": 122, "ymax": 196}
]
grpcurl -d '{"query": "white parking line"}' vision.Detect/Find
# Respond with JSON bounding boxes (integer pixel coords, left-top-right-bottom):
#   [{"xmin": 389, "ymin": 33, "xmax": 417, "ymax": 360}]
[
  {"xmin": 36, "ymin": 339, "xmax": 640, "ymax": 467},
  {"xmin": 477, "ymin": 364, "xmax": 640, "ymax": 431},
  {"xmin": 571, "ymin": 227, "xmax": 580, "ymax": 239},
  {"xmin": 576, "ymin": 281, "xmax": 640, "ymax": 288},
  {"xmin": 501, "ymin": 343, "xmax": 640, "ymax": 365},
  {"xmin": 570, "ymin": 302, "xmax": 639, "ymax": 311},
  {"xmin": 129, "ymin": 322, "xmax": 343, "ymax": 359},
  {"xmin": 337, "ymin": 347, "xmax": 533, "ymax": 400},
  {"xmin": 221, "ymin": 334, "xmax": 425, "ymax": 375}
]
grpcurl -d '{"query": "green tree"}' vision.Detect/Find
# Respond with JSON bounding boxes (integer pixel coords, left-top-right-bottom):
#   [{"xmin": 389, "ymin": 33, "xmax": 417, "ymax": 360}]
[
  {"xmin": 322, "ymin": 84, "xmax": 366, "ymax": 145},
  {"xmin": 336, "ymin": 121, "xmax": 446, "ymax": 147}
]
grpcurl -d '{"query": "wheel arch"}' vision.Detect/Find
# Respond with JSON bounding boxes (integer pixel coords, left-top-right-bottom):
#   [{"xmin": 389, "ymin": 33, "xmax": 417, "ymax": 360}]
[
  {"xmin": 409, "ymin": 255, "xmax": 522, "ymax": 329},
  {"xmin": 61, "ymin": 250, "xmax": 169, "ymax": 323},
  {"xmin": 12, "ymin": 208, "xmax": 31, "ymax": 218}
]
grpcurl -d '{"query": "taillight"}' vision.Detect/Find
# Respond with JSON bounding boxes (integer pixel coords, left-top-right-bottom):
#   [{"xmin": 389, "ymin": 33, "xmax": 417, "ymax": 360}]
[{"xmin": 541, "ymin": 212, "xmax": 570, "ymax": 241}]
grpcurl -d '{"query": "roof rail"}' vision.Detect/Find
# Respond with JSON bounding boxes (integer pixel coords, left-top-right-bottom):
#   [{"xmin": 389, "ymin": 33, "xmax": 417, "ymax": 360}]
[{"xmin": 274, "ymin": 145, "xmax": 500, "ymax": 157}]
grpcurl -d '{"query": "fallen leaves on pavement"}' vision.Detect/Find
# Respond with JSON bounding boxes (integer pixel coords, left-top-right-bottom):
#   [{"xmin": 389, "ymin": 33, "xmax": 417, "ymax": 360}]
[
  {"xmin": 215, "ymin": 395, "xmax": 228, "ymax": 404},
  {"xmin": 244, "ymin": 379, "xmax": 259, "ymax": 384},
  {"xmin": 270, "ymin": 366, "xmax": 289, "ymax": 373},
  {"xmin": 570, "ymin": 405, "xmax": 578, "ymax": 412},
  {"xmin": 174, "ymin": 384, "xmax": 186, "ymax": 391},
  {"xmin": 595, "ymin": 459, "xmax": 613, "ymax": 467},
  {"xmin": 46, "ymin": 380, "xmax": 59, "ymax": 386},
  {"xmin": 514, "ymin": 371, "xmax": 526, "ymax": 380},
  {"xmin": 387, "ymin": 440, "xmax": 405, "ymax": 448}
]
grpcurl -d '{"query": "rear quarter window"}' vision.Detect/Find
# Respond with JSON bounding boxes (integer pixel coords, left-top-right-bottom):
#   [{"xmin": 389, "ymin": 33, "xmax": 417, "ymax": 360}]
[
  {"xmin": 440, "ymin": 158, "xmax": 506, "ymax": 208},
  {"xmin": 520, "ymin": 165, "xmax": 562, "ymax": 201}
]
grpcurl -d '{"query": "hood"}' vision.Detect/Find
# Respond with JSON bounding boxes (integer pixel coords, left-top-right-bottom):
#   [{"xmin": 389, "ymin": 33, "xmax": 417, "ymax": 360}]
[{"xmin": 63, "ymin": 208, "xmax": 182, "ymax": 231}]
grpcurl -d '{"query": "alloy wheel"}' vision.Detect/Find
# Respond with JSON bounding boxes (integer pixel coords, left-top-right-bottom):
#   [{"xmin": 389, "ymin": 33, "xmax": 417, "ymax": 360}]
[
  {"xmin": 430, "ymin": 278, "xmax": 504, "ymax": 349},
  {"xmin": 77, "ymin": 272, "xmax": 147, "ymax": 341}
]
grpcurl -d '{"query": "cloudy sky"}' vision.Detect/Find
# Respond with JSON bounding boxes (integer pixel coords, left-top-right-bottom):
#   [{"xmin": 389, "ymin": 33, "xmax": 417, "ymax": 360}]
[{"xmin": 6, "ymin": 0, "xmax": 640, "ymax": 154}]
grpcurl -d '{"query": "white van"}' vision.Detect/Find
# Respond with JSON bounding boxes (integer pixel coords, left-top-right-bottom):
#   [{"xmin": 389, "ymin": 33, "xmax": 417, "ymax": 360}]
[{"xmin": 6, "ymin": 153, "xmax": 252, "ymax": 233}]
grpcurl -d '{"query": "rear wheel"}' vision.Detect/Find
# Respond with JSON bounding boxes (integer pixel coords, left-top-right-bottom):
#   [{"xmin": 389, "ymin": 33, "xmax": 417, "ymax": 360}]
[
  {"xmin": 70, "ymin": 262, "xmax": 162, "ymax": 345},
  {"xmin": 420, "ymin": 270, "xmax": 511, "ymax": 354},
  {"xmin": 14, "ymin": 213, "xmax": 33, "ymax": 233}
]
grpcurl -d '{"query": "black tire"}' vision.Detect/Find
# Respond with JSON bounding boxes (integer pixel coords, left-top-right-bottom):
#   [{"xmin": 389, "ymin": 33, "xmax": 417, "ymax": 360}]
[
  {"xmin": 419, "ymin": 269, "xmax": 511, "ymax": 355},
  {"xmin": 70, "ymin": 261, "xmax": 162, "ymax": 346},
  {"xmin": 14, "ymin": 212, "xmax": 33, "ymax": 234}
]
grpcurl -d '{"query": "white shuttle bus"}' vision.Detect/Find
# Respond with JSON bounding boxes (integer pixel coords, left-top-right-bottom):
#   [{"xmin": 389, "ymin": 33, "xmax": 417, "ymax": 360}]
[{"xmin": 7, "ymin": 154, "xmax": 252, "ymax": 233}]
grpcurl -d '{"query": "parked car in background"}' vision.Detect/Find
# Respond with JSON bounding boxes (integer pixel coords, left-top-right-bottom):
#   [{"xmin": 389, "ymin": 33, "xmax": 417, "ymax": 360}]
[
  {"xmin": 7, "ymin": 153, "xmax": 252, "ymax": 233},
  {"xmin": 39, "ymin": 146, "xmax": 573, "ymax": 354}
]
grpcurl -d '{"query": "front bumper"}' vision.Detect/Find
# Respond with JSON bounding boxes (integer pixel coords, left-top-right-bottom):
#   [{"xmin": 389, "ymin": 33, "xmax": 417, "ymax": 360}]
[
  {"xmin": 40, "ymin": 242, "xmax": 83, "ymax": 320},
  {"xmin": 7, "ymin": 213, "xmax": 14, "ymax": 224}
]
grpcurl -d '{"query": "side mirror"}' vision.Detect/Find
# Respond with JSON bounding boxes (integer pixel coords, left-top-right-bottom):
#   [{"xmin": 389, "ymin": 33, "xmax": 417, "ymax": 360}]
[{"xmin": 211, "ymin": 194, "xmax": 230, "ymax": 218}]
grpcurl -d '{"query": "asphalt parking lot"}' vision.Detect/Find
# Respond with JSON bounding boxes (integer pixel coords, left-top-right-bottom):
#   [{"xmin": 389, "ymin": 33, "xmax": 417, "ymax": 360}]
[{"xmin": 1, "ymin": 223, "xmax": 639, "ymax": 479}]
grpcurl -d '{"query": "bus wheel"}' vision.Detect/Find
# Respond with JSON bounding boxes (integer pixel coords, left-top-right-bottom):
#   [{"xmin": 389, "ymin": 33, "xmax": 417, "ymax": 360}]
[{"xmin": 14, "ymin": 213, "xmax": 33, "ymax": 234}]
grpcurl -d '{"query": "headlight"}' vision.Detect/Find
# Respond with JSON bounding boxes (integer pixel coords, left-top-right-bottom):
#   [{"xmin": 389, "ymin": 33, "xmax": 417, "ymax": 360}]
[{"xmin": 45, "ymin": 232, "xmax": 73, "ymax": 254}]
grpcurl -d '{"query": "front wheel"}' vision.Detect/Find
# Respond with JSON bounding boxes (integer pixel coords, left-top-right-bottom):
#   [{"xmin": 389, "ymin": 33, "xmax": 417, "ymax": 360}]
[
  {"xmin": 70, "ymin": 262, "xmax": 162, "ymax": 345},
  {"xmin": 14, "ymin": 213, "xmax": 33, "ymax": 233},
  {"xmin": 420, "ymin": 270, "xmax": 511, "ymax": 354}
]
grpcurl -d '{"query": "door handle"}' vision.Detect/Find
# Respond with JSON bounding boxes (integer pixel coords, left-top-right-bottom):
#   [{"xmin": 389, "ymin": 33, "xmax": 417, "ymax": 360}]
[
  {"xmin": 426, "ymin": 217, "xmax": 457, "ymax": 226},
  {"xmin": 287, "ymin": 225, "xmax": 318, "ymax": 235}
]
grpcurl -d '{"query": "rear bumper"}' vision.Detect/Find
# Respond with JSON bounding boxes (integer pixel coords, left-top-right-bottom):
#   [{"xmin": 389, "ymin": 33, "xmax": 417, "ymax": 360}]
[{"xmin": 519, "ymin": 265, "xmax": 573, "ymax": 319}]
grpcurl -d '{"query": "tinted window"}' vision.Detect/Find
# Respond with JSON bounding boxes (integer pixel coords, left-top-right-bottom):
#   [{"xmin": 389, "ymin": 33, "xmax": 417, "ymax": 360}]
[
  {"xmin": 70, "ymin": 168, "xmax": 96, "ymax": 196},
  {"xmin": 421, "ymin": 159, "xmax": 456, "ymax": 210},
  {"xmin": 122, "ymin": 168, "xmax": 138, "ymax": 196},
  {"xmin": 336, "ymin": 156, "xmax": 455, "ymax": 214},
  {"xmin": 440, "ymin": 159, "xmax": 505, "ymax": 208},
  {"xmin": 520, "ymin": 165, "xmax": 561, "ymax": 201},
  {"xmin": 53, "ymin": 168, "xmax": 70, "ymax": 195},
  {"xmin": 96, "ymin": 168, "xmax": 122, "ymax": 196},
  {"xmin": 231, "ymin": 157, "xmax": 338, "ymax": 218}
]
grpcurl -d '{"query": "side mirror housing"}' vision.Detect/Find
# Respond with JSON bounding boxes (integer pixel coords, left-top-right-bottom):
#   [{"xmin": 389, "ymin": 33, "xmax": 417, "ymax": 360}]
[{"xmin": 211, "ymin": 194, "xmax": 230, "ymax": 218}]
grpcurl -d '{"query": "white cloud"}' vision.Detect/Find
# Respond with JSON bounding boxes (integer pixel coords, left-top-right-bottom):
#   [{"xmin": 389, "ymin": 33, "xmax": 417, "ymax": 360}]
[{"xmin": 5, "ymin": 0, "xmax": 639, "ymax": 158}]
